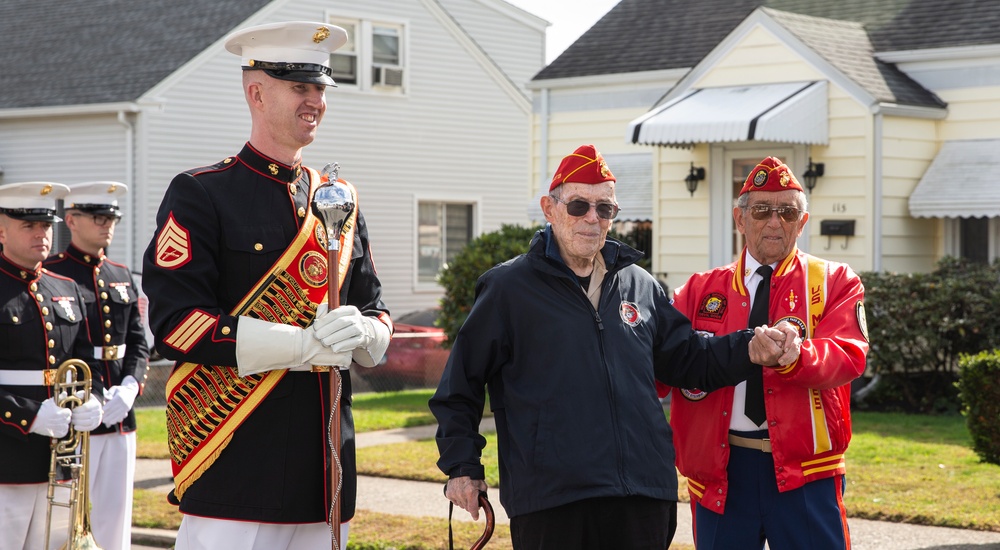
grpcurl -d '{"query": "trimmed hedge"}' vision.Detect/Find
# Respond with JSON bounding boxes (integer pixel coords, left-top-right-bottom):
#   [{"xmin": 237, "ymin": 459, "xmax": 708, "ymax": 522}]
[
  {"xmin": 437, "ymin": 224, "xmax": 540, "ymax": 349},
  {"xmin": 859, "ymin": 257, "xmax": 1000, "ymax": 413},
  {"xmin": 957, "ymin": 350, "xmax": 1000, "ymax": 465}
]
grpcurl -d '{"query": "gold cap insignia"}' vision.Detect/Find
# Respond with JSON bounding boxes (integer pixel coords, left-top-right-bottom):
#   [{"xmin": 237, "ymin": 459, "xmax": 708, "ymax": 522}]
[
  {"xmin": 41, "ymin": 184, "xmax": 53, "ymax": 195},
  {"xmin": 780, "ymin": 172, "xmax": 790, "ymax": 187},
  {"xmin": 599, "ymin": 159, "xmax": 611, "ymax": 178},
  {"xmin": 313, "ymin": 27, "xmax": 331, "ymax": 43},
  {"xmin": 268, "ymin": 163, "xmax": 279, "ymax": 176},
  {"xmin": 107, "ymin": 184, "xmax": 117, "ymax": 193},
  {"xmin": 248, "ymin": 59, "xmax": 256, "ymax": 67}
]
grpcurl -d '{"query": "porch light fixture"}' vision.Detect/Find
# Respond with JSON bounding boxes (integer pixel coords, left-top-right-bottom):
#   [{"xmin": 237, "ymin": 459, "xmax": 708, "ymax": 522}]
[
  {"xmin": 685, "ymin": 163, "xmax": 705, "ymax": 197},
  {"xmin": 803, "ymin": 157, "xmax": 825, "ymax": 193}
]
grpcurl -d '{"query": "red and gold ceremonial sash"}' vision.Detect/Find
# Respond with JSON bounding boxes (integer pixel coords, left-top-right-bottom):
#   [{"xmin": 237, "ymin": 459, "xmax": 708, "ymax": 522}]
[{"xmin": 165, "ymin": 169, "xmax": 358, "ymax": 501}]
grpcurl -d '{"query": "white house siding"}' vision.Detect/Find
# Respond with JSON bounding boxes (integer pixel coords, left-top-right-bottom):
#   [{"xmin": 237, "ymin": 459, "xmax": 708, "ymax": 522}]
[
  {"xmin": 136, "ymin": 0, "xmax": 539, "ymax": 317},
  {"xmin": 0, "ymin": 114, "xmax": 131, "ymax": 263},
  {"xmin": 440, "ymin": 0, "xmax": 546, "ymax": 94},
  {"xmin": 879, "ymin": 116, "xmax": 939, "ymax": 273}
]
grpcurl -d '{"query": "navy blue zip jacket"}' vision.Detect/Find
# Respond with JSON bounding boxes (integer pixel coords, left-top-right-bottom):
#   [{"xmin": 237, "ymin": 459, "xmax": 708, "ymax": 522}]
[{"xmin": 430, "ymin": 226, "xmax": 756, "ymax": 518}]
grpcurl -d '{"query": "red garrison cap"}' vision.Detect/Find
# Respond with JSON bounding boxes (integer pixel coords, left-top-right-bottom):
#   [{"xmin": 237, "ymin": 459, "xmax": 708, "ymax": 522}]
[
  {"xmin": 549, "ymin": 144, "xmax": 616, "ymax": 192},
  {"xmin": 739, "ymin": 156, "xmax": 804, "ymax": 195}
]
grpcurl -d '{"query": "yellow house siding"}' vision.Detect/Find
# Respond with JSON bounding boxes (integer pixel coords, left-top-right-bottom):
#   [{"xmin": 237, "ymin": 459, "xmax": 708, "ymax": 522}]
[
  {"xmin": 937, "ymin": 85, "xmax": 1000, "ymax": 141},
  {"xmin": 879, "ymin": 116, "xmax": 938, "ymax": 273}
]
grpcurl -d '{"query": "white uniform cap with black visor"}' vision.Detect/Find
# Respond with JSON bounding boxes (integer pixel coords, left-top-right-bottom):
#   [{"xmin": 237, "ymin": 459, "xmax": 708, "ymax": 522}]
[
  {"xmin": 224, "ymin": 21, "xmax": 349, "ymax": 87},
  {"xmin": 0, "ymin": 182, "xmax": 71, "ymax": 223},
  {"xmin": 65, "ymin": 181, "xmax": 128, "ymax": 220}
]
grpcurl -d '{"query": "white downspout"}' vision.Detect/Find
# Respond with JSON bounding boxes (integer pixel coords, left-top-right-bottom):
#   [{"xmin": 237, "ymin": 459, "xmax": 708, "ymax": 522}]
[
  {"xmin": 117, "ymin": 110, "xmax": 135, "ymax": 269},
  {"xmin": 873, "ymin": 112, "xmax": 883, "ymax": 271},
  {"xmin": 540, "ymin": 88, "xmax": 550, "ymax": 196}
]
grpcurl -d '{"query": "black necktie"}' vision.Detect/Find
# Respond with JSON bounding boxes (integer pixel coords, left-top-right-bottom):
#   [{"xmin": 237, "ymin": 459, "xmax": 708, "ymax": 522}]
[{"xmin": 744, "ymin": 265, "xmax": 772, "ymax": 426}]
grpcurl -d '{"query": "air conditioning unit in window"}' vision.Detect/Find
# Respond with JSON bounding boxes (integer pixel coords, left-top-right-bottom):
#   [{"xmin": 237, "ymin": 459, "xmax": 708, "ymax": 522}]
[{"xmin": 373, "ymin": 66, "xmax": 404, "ymax": 87}]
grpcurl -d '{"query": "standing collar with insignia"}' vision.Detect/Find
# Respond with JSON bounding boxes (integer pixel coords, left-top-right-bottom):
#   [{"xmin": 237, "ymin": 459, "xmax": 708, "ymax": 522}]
[
  {"xmin": 0, "ymin": 253, "xmax": 42, "ymax": 282},
  {"xmin": 64, "ymin": 244, "xmax": 106, "ymax": 267},
  {"xmin": 238, "ymin": 142, "xmax": 305, "ymax": 184}
]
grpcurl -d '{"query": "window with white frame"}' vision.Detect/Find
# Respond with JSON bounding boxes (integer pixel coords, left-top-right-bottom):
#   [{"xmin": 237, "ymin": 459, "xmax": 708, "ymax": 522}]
[
  {"xmin": 328, "ymin": 16, "xmax": 405, "ymax": 92},
  {"xmin": 418, "ymin": 202, "xmax": 474, "ymax": 283}
]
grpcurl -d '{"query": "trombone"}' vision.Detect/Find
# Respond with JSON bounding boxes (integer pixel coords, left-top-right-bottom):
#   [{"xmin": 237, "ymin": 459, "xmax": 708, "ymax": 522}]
[{"xmin": 44, "ymin": 358, "xmax": 103, "ymax": 550}]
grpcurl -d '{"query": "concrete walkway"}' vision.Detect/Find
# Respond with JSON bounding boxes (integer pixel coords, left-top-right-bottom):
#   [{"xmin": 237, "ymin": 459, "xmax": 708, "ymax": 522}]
[{"xmin": 133, "ymin": 418, "xmax": 1000, "ymax": 549}]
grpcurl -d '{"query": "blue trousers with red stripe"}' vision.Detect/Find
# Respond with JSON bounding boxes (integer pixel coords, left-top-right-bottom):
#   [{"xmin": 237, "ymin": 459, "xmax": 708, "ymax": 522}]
[{"xmin": 693, "ymin": 437, "xmax": 851, "ymax": 550}]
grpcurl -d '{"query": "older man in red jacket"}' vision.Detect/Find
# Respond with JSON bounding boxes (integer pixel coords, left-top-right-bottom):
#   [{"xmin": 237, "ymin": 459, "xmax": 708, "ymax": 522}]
[{"xmin": 665, "ymin": 156, "xmax": 869, "ymax": 549}]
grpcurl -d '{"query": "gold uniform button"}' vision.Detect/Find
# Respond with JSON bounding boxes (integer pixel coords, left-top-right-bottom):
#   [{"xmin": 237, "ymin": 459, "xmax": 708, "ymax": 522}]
[
  {"xmin": 30, "ymin": 283, "xmax": 38, "ymax": 292},
  {"xmin": 254, "ymin": 243, "xmax": 263, "ymax": 251},
  {"xmin": 101, "ymin": 292, "xmax": 108, "ymax": 300},
  {"xmin": 48, "ymin": 339, "xmax": 55, "ymax": 348},
  {"xmin": 41, "ymin": 307, "xmax": 49, "ymax": 315},
  {"xmin": 4, "ymin": 411, "xmax": 10, "ymax": 418},
  {"xmin": 45, "ymin": 322, "xmax": 53, "ymax": 331},
  {"xmin": 49, "ymin": 355, "xmax": 56, "ymax": 365},
  {"xmin": 104, "ymin": 320, "xmax": 112, "ymax": 328},
  {"xmin": 297, "ymin": 207, "xmax": 306, "ymax": 218},
  {"xmin": 221, "ymin": 326, "xmax": 231, "ymax": 335},
  {"xmin": 11, "ymin": 316, "xmax": 18, "ymax": 323},
  {"xmin": 98, "ymin": 280, "xmax": 105, "ymax": 288},
  {"xmin": 289, "ymin": 184, "xmax": 298, "ymax": 195},
  {"xmin": 20, "ymin": 420, "xmax": 27, "ymax": 426},
  {"xmin": 104, "ymin": 334, "xmax": 112, "ymax": 343},
  {"xmin": 35, "ymin": 293, "xmax": 44, "ymax": 302},
  {"xmin": 103, "ymin": 306, "xmax": 110, "ymax": 313},
  {"xmin": 95, "ymin": 267, "xmax": 101, "ymax": 275}
]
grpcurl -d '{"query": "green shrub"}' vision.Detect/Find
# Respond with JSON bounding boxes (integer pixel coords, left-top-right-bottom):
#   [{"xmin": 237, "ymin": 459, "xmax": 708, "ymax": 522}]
[
  {"xmin": 859, "ymin": 257, "xmax": 1000, "ymax": 413},
  {"xmin": 957, "ymin": 350, "xmax": 1000, "ymax": 465},
  {"xmin": 437, "ymin": 224, "xmax": 540, "ymax": 348}
]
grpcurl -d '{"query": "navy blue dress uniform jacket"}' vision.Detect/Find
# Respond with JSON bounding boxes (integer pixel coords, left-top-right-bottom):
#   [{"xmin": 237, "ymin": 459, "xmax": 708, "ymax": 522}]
[
  {"xmin": 0, "ymin": 254, "xmax": 98, "ymax": 483},
  {"xmin": 430, "ymin": 226, "xmax": 756, "ymax": 518},
  {"xmin": 44, "ymin": 245, "xmax": 151, "ymax": 434},
  {"xmin": 141, "ymin": 143, "xmax": 389, "ymax": 523}
]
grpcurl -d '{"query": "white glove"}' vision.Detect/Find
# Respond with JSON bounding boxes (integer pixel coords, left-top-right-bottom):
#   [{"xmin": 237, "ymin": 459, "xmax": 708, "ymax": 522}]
[
  {"xmin": 313, "ymin": 304, "xmax": 391, "ymax": 368},
  {"xmin": 102, "ymin": 375, "xmax": 140, "ymax": 427},
  {"xmin": 71, "ymin": 391, "xmax": 103, "ymax": 433},
  {"xmin": 235, "ymin": 316, "xmax": 352, "ymax": 377},
  {"xmin": 29, "ymin": 397, "xmax": 71, "ymax": 438}
]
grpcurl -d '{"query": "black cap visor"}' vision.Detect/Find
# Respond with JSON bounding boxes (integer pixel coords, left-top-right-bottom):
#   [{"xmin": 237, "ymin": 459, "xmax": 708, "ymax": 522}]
[
  {"xmin": 0, "ymin": 208, "xmax": 61, "ymax": 222},
  {"xmin": 67, "ymin": 204, "xmax": 123, "ymax": 218},
  {"xmin": 244, "ymin": 61, "xmax": 337, "ymax": 87}
]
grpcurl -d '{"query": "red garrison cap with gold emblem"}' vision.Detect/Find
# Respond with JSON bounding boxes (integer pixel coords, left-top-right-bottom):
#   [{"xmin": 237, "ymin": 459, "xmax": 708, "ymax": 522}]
[
  {"xmin": 739, "ymin": 156, "xmax": 804, "ymax": 195},
  {"xmin": 549, "ymin": 144, "xmax": 616, "ymax": 192}
]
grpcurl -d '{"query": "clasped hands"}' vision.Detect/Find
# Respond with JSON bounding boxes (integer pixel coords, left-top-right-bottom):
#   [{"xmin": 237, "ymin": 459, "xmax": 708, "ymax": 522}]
[{"xmin": 747, "ymin": 321, "xmax": 801, "ymax": 367}]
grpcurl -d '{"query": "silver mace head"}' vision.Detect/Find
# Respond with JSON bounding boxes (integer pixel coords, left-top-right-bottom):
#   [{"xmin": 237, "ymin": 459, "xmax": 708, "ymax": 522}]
[{"xmin": 313, "ymin": 162, "xmax": 355, "ymax": 251}]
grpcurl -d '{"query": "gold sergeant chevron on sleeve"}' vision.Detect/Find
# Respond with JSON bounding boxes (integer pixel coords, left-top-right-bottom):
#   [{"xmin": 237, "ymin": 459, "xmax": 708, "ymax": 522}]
[{"xmin": 165, "ymin": 310, "xmax": 214, "ymax": 352}]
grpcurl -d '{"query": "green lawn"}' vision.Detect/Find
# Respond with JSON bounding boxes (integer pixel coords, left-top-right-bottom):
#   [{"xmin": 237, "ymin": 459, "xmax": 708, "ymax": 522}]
[{"xmin": 135, "ymin": 389, "xmax": 1000, "ymax": 540}]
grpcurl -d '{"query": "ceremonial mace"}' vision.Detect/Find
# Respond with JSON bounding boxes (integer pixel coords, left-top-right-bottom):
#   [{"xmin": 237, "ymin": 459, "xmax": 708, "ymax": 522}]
[{"xmin": 312, "ymin": 162, "xmax": 355, "ymax": 550}]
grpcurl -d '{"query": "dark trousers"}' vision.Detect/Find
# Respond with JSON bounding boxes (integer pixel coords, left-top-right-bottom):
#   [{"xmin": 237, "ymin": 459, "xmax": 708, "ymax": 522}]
[
  {"xmin": 510, "ymin": 495, "xmax": 676, "ymax": 550},
  {"xmin": 695, "ymin": 441, "xmax": 851, "ymax": 549}
]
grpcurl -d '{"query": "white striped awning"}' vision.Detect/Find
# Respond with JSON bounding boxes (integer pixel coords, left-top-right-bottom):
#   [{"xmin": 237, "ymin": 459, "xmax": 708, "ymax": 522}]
[
  {"xmin": 627, "ymin": 81, "xmax": 828, "ymax": 146},
  {"xmin": 910, "ymin": 139, "xmax": 1000, "ymax": 218}
]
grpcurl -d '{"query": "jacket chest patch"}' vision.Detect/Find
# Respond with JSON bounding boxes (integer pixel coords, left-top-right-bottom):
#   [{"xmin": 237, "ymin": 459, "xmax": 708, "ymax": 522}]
[
  {"xmin": 681, "ymin": 388, "xmax": 708, "ymax": 401},
  {"xmin": 619, "ymin": 301, "xmax": 641, "ymax": 327},
  {"xmin": 697, "ymin": 292, "xmax": 726, "ymax": 320}
]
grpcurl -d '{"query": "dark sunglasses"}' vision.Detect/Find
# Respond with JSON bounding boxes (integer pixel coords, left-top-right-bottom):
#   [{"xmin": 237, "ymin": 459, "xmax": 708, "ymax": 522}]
[
  {"xmin": 549, "ymin": 195, "xmax": 620, "ymax": 220},
  {"xmin": 746, "ymin": 204, "xmax": 801, "ymax": 223}
]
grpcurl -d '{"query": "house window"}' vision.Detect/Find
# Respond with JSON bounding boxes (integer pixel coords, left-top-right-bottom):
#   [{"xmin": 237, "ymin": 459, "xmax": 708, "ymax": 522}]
[
  {"xmin": 947, "ymin": 217, "xmax": 999, "ymax": 263},
  {"xmin": 328, "ymin": 16, "xmax": 405, "ymax": 92},
  {"xmin": 418, "ymin": 202, "xmax": 473, "ymax": 283}
]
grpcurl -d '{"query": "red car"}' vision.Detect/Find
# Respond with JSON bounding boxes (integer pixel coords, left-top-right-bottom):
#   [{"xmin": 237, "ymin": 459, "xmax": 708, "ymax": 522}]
[{"xmin": 356, "ymin": 308, "xmax": 450, "ymax": 392}]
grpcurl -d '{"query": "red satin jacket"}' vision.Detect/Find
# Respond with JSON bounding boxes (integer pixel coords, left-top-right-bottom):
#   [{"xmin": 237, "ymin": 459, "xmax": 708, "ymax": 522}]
[{"xmin": 665, "ymin": 248, "xmax": 868, "ymax": 513}]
